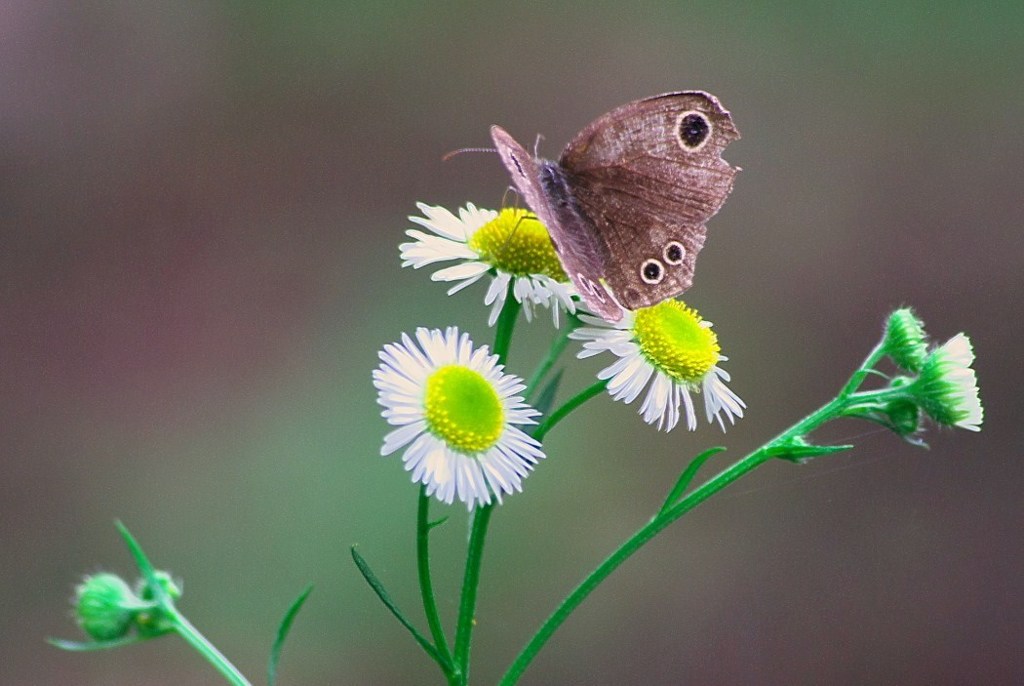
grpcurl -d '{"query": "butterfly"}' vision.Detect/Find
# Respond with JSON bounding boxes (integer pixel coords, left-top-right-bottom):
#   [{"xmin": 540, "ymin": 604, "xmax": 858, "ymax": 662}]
[{"xmin": 491, "ymin": 91, "xmax": 739, "ymax": 321}]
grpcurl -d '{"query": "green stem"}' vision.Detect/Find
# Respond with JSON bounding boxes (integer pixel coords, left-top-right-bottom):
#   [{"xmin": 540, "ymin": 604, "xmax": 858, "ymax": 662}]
[
  {"xmin": 533, "ymin": 379, "xmax": 608, "ymax": 441},
  {"xmin": 492, "ymin": 287, "xmax": 521, "ymax": 365},
  {"xmin": 525, "ymin": 318, "xmax": 578, "ymax": 399},
  {"xmin": 417, "ymin": 487, "xmax": 456, "ymax": 681},
  {"xmin": 839, "ymin": 342, "xmax": 885, "ymax": 397},
  {"xmin": 499, "ymin": 391, "xmax": 854, "ymax": 684},
  {"xmin": 168, "ymin": 608, "xmax": 251, "ymax": 686},
  {"xmin": 447, "ymin": 284, "xmax": 520, "ymax": 683},
  {"xmin": 453, "ymin": 504, "xmax": 494, "ymax": 682}
]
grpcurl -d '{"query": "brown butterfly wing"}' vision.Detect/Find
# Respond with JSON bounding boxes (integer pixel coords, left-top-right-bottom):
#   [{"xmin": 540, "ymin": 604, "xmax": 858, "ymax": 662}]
[
  {"xmin": 559, "ymin": 91, "xmax": 740, "ymax": 310},
  {"xmin": 490, "ymin": 125, "xmax": 624, "ymax": 321}
]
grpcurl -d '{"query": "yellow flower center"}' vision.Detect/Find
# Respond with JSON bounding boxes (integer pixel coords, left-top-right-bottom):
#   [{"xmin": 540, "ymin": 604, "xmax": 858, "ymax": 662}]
[
  {"xmin": 423, "ymin": 365, "xmax": 505, "ymax": 454},
  {"xmin": 467, "ymin": 209, "xmax": 568, "ymax": 281},
  {"xmin": 632, "ymin": 301, "xmax": 720, "ymax": 383}
]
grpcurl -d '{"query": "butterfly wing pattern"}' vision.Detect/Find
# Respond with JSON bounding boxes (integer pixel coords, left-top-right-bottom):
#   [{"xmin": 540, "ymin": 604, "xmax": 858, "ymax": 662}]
[
  {"xmin": 560, "ymin": 91, "xmax": 740, "ymax": 312},
  {"xmin": 491, "ymin": 91, "xmax": 739, "ymax": 321}
]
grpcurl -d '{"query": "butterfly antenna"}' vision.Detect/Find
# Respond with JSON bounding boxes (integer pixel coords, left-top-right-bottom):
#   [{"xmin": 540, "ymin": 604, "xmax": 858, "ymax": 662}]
[
  {"xmin": 532, "ymin": 133, "xmax": 545, "ymax": 158},
  {"xmin": 442, "ymin": 147, "xmax": 496, "ymax": 162},
  {"xmin": 495, "ymin": 192, "xmax": 540, "ymax": 257},
  {"xmin": 501, "ymin": 185, "xmax": 520, "ymax": 210}
]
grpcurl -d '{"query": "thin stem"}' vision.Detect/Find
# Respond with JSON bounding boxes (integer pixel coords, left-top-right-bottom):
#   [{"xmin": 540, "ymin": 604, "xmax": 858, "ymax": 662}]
[
  {"xmin": 533, "ymin": 379, "xmax": 608, "ymax": 441},
  {"xmin": 839, "ymin": 342, "xmax": 885, "ymax": 397},
  {"xmin": 499, "ymin": 391, "xmax": 854, "ymax": 684},
  {"xmin": 525, "ymin": 318, "xmax": 578, "ymax": 399},
  {"xmin": 417, "ymin": 487, "xmax": 456, "ymax": 679},
  {"xmin": 492, "ymin": 286, "xmax": 521, "ymax": 365},
  {"xmin": 168, "ymin": 608, "xmax": 252, "ymax": 686},
  {"xmin": 447, "ymin": 283, "xmax": 519, "ymax": 683},
  {"xmin": 453, "ymin": 504, "xmax": 494, "ymax": 682}
]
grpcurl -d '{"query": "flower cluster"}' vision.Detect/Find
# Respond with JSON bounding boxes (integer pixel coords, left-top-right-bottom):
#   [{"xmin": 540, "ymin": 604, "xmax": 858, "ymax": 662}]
[
  {"xmin": 377, "ymin": 204, "xmax": 983, "ymax": 509},
  {"xmin": 73, "ymin": 570, "xmax": 181, "ymax": 642},
  {"xmin": 377, "ymin": 202, "xmax": 749, "ymax": 507},
  {"xmin": 881, "ymin": 309, "xmax": 983, "ymax": 434}
]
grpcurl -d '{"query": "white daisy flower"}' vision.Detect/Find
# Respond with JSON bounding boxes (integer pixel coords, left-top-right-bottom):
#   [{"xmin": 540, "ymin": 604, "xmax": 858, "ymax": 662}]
[
  {"xmin": 912, "ymin": 333, "xmax": 983, "ymax": 431},
  {"xmin": 372, "ymin": 326, "xmax": 546, "ymax": 508},
  {"xmin": 400, "ymin": 203, "xmax": 576, "ymax": 326},
  {"xmin": 571, "ymin": 300, "xmax": 745, "ymax": 432}
]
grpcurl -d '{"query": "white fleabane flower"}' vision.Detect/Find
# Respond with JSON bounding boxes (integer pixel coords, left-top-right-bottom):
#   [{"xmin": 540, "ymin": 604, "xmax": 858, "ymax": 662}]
[
  {"xmin": 373, "ymin": 327, "xmax": 545, "ymax": 508},
  {"xmin": 400, "ymin": 203, "xmax": 576, "ymax": 326},
  {"xmin": 912, "ymin": 333, "xmax": 983, "ymax": 431},
  {"xmin": 572, "ymin": 300, "xmax": 745, "ymax": 432}
]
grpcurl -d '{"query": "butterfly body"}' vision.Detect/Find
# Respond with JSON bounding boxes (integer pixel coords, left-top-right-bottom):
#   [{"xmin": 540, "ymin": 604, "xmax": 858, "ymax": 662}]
[{"xmin": 491, "ymin": 91, "xmax": 739, "ymax": 321}]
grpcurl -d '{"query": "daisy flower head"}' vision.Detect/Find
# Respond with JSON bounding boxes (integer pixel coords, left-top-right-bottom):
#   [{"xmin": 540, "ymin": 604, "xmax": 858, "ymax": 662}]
[
  {"xmin": 400, "ymin": 203, "xmax": 576, "ymax": 326},
  {"xmin": 572, "ymin": 300, "xmax": 745, "ymax": 432},
  {"xmin": 372, "ymin": 326, "xmax": 546, "ymax": 508},
  {"xmin": 911, "ymin": 333, "xmax": 983, "ymax": 432}
]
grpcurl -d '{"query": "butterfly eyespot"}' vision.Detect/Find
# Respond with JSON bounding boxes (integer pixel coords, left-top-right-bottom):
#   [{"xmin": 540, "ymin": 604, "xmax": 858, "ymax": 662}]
[
  {"xmin": 675, "ymin": 111, "xmax": 711, "ymax": 151},
  {"xmin": 640, "ymin": 259, "xmax": 664, "ymax": 284},
  {"xmin": 663, "ymin": 241, "xmax": 686, "ymax": 265}
]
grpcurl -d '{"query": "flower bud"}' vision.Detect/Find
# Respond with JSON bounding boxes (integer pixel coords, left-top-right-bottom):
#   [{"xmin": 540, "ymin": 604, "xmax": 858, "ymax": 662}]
[
  {"xmin": 132, "ymin": 571, "xmax": 182, "ymax": 636},
  {"xmin": 884, "ymin": 397, "xmax": 922, "ymax": 437},
  {"xmin": 136, "ymin": 570, "xmax": 182, "ymax": 602},
  {"xmin": 74, "ymin": 573, "xmax": 140, "ymax": 641},
  {"xmin": 884, "ymin": 308, "xmax": 928, "ymax": 372}
]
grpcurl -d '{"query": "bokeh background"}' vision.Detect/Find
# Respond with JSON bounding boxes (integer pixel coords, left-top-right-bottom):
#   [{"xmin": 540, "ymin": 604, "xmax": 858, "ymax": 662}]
[{"xmin": 3, "ymin": 2, "xmax": 1022, "ymax": 684}]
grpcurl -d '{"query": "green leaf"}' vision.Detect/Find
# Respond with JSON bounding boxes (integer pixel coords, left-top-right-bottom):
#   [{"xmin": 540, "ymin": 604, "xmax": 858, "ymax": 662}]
[
  {"xmin": 532, "ymin": 369, "xmax": 564, "ymax": 417},
  {"xmin": 268, "ymin": 584, "xmax": 313, "ymax": 686},
  {"xmin": 350, "ymin": 547, "xmax": 447, "ymax": 667},
  {"xmin": 114, "ymin": 521, "xmax": 166, "ymax": 603},
  {"xmin": 427, "ymin": 516, "xmax": 449, "ymax": 531},
  {"xmin": 532, "ymin": 379, "xmax": 608, "ymax": 441},
  {"xmin": 771, "ymin": 440, "xmax": 854, "ymax": 463},
  {"xmin": 659, "ymin": 447, "xmax": 726, "ymax": 516},
  {"xmin": 48, "ymin": 632, "xmax": 168, "ymax": 652}
]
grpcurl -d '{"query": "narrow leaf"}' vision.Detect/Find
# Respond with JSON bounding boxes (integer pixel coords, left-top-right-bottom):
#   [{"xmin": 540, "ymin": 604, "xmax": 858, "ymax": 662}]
[
  {"xmin": 350, "ymin": 547, "xmax": 446, "ymax": 666},
  {"xmin": 48, "ymin": 632, "xmax": 167, "ymax": 651},
  {"xmin": 659, "ymin": 447, "xmax": 727, "ymax": 516},
  {"xmin": 268, "ymin": 584, "xmax": 313, "ymax": 686},
  {"xmin": 115, "ymin": 521, "xmax": 165, "ymax": 603},
  {"xmin": 427, "ymin": 516, "xmax": 450, "ymax": 530},
  {"xmin": 532, "ymin": 369, "xmax": 564, "ymax": 417},
  {"xmin": 773, "ymin": 442, "xmax": 854, "ymax": 463}
]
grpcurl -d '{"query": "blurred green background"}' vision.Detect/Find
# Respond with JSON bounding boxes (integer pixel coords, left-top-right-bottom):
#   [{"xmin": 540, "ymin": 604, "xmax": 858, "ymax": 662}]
[{"xmin": 3, "ymin": 1, "xmax": 1022, "ymax": 684}]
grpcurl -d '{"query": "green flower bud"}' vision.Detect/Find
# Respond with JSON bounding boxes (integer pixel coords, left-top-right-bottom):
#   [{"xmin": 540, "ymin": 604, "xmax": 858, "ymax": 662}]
[
  {"xmin": 884, "ymin": 308, "xmax": 929, "ymax": 372},
  {"xmin": 885, "ymin": 397, "xmax": 922, "ymax": 437},
  {"xmin": 136, "ymin": 570, "xmax": 182, "ymax": 602},
  {"xmin": 74, "ymin": 573, "xmax": 139, "ymax": 641},
  {"xmin": 133, "ymin": 571, "xmax": 182, "ymax": 636}
]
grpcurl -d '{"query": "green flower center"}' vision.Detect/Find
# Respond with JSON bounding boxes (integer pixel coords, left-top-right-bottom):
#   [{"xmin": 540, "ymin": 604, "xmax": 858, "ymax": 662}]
[
  {"xmin": 423, "ymin": 365, "xmax": 505, "ymax": 454},
  {"xmin": 632, "ymin": 300, "xmax": 720, "ymax": 383},
  {"xmin": 467, "ymin": 209, "xmax": 568, "ymax": 281}
]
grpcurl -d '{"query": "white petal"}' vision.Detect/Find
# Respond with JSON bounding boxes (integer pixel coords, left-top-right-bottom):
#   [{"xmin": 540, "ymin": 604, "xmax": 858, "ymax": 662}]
[
  {"xmin": 433, "ymin": 262, "xmax": 491, "ymax": 282},
  {"xmin": 410, "ymin": 204, "xmax": 470, "ymax": 241}
]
